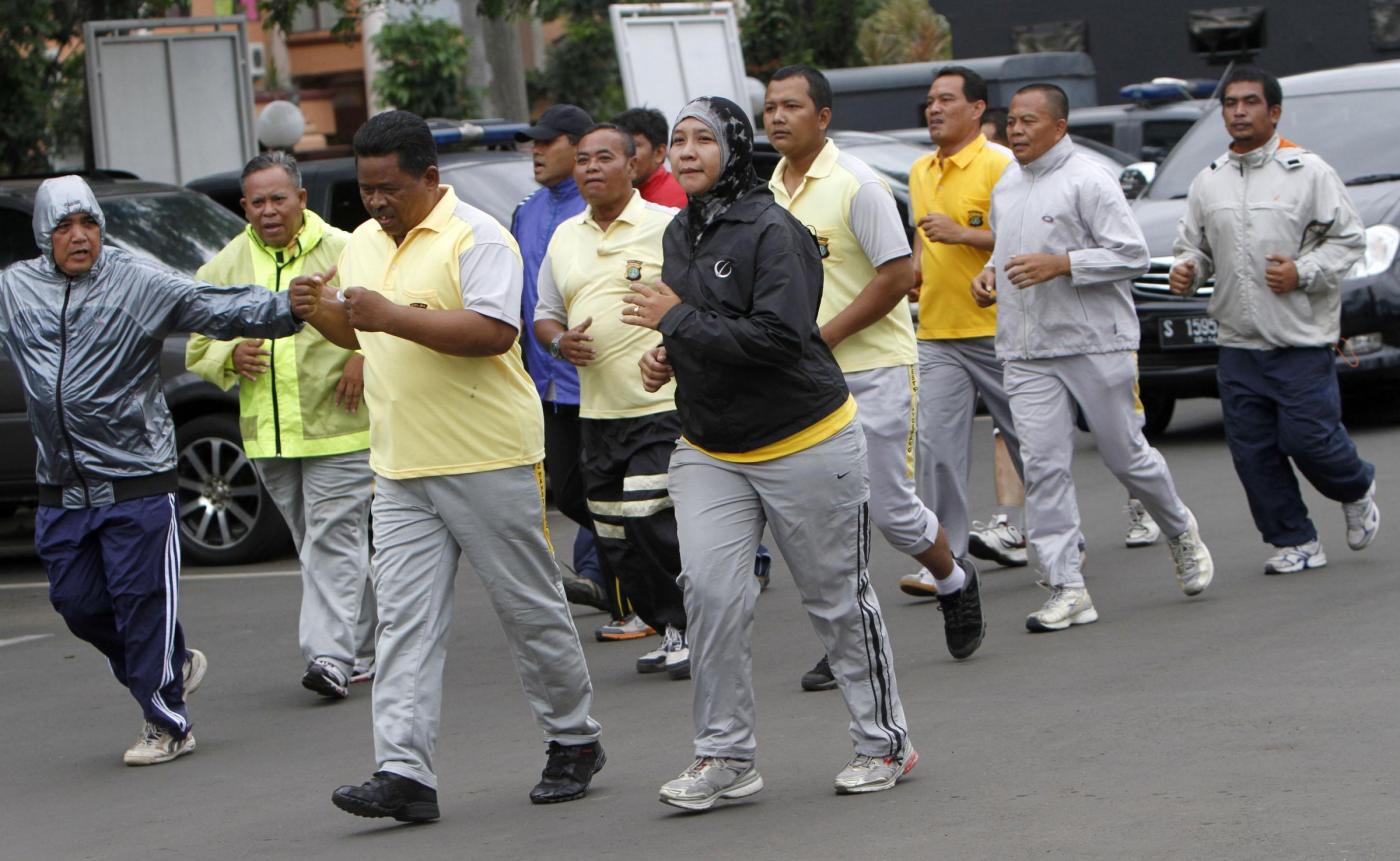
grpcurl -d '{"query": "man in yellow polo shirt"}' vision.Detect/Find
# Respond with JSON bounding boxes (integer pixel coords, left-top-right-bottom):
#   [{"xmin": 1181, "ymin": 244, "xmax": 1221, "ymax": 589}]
[
  {"xmin": 764, "ymin": 65, "xmax": 982, "ymax": 693},
  {"xmin": 288, "ymin": 111, "xmax": 602, "ymax": 823},
  {"xmin": 909, "ymin": 65, "xmax": 1026, "ymax": 572},
  {"xmin": 187, "ymin": 152, "xmax": 376, "ymax": 702},
  {"xmin": 534, "ymin": 123, "xmax": 690, "ymax": 680}
]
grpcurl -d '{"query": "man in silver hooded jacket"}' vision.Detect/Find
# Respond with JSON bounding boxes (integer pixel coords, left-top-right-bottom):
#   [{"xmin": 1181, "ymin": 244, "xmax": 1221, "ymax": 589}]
[{"xmin": 0, "ymin": 176, "xmax": 301, "ymax": 766}]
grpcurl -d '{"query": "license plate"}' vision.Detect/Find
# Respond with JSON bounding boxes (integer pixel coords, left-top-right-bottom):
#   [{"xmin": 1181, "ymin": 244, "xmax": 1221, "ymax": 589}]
[{"xmin": 1158, "ymin": 315, "xmax": 1218, "ymax": 349}]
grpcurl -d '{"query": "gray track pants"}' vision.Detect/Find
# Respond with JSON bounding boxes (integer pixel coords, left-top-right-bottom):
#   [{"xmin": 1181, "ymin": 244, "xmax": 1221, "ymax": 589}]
[
  {"xmin": 847, "ymin": 365, "xmax": 940, "ymax": 555},
  {"xmin": 669, "ymin": 422, "xmax": 908, "ymax": 761},
  {"xmin": 917, "ymin": 337, "xmax": 1022, "ymax": 557},
  {"xmin": 1005, "ymin": 352, "xmax": 1190, "ymax": 588},
  {"xmin": 254, "ymin": 451, "xmax": 376, "ymax": 674},
  {"xmin": 369, "ymin": 465, "xmax": 600, "ymax": 789}
]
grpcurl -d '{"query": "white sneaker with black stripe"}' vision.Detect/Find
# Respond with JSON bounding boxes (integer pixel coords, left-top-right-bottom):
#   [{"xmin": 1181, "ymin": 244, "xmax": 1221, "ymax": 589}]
[{"xmin": 123, "ymin": 722, "xmax": 196, "ymax": 766}]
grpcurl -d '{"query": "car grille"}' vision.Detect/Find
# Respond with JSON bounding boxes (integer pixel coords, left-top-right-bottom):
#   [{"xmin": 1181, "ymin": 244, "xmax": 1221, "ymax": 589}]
[{"xmin": 1133, "ymin": 257, "xmax": 1214, "ymax": 297}]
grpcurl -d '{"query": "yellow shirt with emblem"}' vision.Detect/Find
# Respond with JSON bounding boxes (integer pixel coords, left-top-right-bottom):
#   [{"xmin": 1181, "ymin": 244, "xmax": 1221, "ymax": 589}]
[
  {"xmin": 337, "ymin": 186, "xmax": 544, "ymax": 479},
  {"xmin": 769, "ymin": 139, "xmax": 917, "ymax": 373},
  {"xmin": 534, "ymin": 190, "xmax": 678, "ymax": 419},
  {"xmin": 909, "ymin": 134, "xmax": 1011, "ymax": 340}
]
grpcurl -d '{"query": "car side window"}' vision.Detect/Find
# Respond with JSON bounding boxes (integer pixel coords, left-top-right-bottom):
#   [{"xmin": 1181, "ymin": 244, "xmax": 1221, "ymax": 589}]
[
  {"xmin": 1070, "ymin": 123, "xmax": 1114, "ymax": 148},
  {"xmin": 0, "ymin": 206, "xmax": 34, "ymax": 269},
  {"xmin": 1141, "ymin": 120, "xmax": 1197, "ymax": 163},
  {"xmin": 329, "ymin": 180, "xmax": 369, "ymax": 232}
]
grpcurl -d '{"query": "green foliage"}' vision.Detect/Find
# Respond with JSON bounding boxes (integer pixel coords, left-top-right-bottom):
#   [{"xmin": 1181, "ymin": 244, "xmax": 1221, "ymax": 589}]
[
  {"xmin": 530, "ymin": 14, "xmax": 623, "ymax": 120},
  {"xmin": 740, "ymin": 0, "xmax": 883, "ymax": 80},
  {"xmin": 372, "ymin": 13, "xmax": 479, "ymax": 118},
  {"xmin": 857, "ymin": 0, "xmax": 953, "ymax": 66},
  {"xmin": 0, "ymin": 0, "xmax": 178, "ymax": 176}
]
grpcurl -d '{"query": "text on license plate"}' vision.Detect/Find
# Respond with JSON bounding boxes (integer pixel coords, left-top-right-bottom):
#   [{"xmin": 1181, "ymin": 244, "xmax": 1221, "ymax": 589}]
[{"xmin": 1159, "ymin": 315, "xmax": 1218, "ymax": 349}]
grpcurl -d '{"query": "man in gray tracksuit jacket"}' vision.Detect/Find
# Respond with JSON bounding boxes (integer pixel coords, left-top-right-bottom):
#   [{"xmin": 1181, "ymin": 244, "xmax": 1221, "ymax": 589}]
[
  {"xmin": 0, "ymin": 176, "xmax": 302, "ymax": 766},
  {"xmin": 1170, "ymin": 66, "xmax": 1374, "ymax": 576},
  {"xmin": 973, "ymin": 84, "xmax": 1214, "ymax": 633}
]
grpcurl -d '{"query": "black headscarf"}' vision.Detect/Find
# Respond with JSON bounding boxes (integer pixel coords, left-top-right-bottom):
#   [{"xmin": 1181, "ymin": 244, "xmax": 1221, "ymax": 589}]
[{"xmin": 673, "ymin": 96, "xmax": 760, "ymax": 245}]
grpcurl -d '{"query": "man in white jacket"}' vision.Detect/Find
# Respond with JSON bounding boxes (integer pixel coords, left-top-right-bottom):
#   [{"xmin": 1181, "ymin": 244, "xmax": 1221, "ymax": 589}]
[
  {"xmin": 1169, "ymin": 66, "xmax": 1375, "ymax": 575},
  {"xmin": 973, "ymin": 84, "xmax": 1214, "ymax": 632}
]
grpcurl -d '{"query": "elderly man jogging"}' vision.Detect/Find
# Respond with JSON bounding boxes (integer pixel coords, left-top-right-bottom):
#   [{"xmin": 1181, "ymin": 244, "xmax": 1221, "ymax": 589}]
[
  {"xmin": 1169, "ymin": 66, "xmax": 1375, "ymax": 574},
  {"xmin": 0, "ymin": 176, "xmax": 304, "ymax": 765},
  {"xmin": 187, "ymin": 152, "xmax": 377, "ymax": 700},
  {"xmin": 972, "ymin": 85, "xmax": 1214, "ymax": 632}
]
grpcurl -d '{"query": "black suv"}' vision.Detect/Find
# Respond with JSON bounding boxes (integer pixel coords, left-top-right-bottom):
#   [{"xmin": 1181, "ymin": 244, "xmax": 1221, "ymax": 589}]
[
  {"xmin": 1130, "ymin": 61, "xmax": 1400, "ymax": 434},
  {"xmin": 0, "ymin": 174, "xmax": 291, "ymax": 564}
]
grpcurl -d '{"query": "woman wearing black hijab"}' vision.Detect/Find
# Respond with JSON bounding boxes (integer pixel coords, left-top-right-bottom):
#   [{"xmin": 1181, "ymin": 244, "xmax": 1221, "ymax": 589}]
[{"xmin": 622, "ymin": 97, "xmax": 915, "ymax": 812}]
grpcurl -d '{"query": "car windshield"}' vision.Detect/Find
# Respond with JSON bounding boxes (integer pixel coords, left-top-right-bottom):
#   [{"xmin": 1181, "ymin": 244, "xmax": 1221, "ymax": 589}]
[
  {"xmin": 440, "ymin": 159, "xmax": 537, "ymax": 225},
  {"xmin": 102, "ymin": 192, "xmax": 244, "ymax": 275},
  {"xmin": 838, "ymin": 141, "xmax": 921, "ymax": 187},
  {"xmin": 1147, "ymin": 89, "xmax": 1400, "ymax": 200}
]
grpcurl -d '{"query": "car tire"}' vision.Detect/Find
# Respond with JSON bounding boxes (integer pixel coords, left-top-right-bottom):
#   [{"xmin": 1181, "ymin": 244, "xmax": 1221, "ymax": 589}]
[
  {"xmin": 174, "ymin": 412, "xmax": 289, "ymax": 566},
  {"xmin": 1141, "ymin": 393, "xmax": 1176, "ymax": 438}
]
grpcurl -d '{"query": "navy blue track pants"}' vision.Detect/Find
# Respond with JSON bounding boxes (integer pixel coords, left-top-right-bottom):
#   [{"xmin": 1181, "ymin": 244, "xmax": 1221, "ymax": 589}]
[
  {"xmin": 1218, "ymin": 346, "xmax": 1374, "ymax": 547},
  {"xmin": 36, "ymin": 492, "xmax": 191, "ymax": 736}
]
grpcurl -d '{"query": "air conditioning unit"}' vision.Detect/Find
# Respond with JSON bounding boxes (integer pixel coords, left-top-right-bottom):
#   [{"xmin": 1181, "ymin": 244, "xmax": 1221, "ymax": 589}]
[{"xmin": 249, "ymin": 42, "xmax": 266, "ymax": 77}]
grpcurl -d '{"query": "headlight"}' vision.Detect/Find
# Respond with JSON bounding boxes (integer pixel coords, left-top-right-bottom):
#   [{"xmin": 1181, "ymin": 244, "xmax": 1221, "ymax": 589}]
[{"xmin": 1347, "ymin": 224, "xmax": 1400, "ymax": 280}]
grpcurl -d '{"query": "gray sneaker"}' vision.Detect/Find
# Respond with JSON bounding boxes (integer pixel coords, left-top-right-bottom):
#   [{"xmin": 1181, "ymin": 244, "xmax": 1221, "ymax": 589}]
[
  {"xmin": 658, "ymin": 757, "xmax": 763, "ymax": 811},
  {"xmin": 833, "ymin": 742, "xmax": 918, "ymax": 794},
  {"xmin": 123, "ymin": 722, "xmax": 196, "ymax": 766}
]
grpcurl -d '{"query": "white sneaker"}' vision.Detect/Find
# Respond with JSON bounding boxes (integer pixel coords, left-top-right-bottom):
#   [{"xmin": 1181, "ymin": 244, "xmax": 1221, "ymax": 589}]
[
  {"xmin": 833, "ymin": 742, "xmax": 918, "ymax": 795},
  {"xmin": 1167, "ymin": 509, "xmax": 1214, "ymax": 596},
  {"xmin": 123, "ymin": 722, "xmax": 196, "ymax": 766},
  {"xmin": 898, "ymin": 568, "xmax": 938, "ymax": 597},
  {"xmin": 967, "ymin": 514, "xmax": 1028, "ymax": 567},
  {"xmin": 350, "ymin": 656, "xmax": 375, "ymax": 684},
  {"xmin": 638, "ymin": 625, "xmax": 684, "ymax": 675},
  {"xmin": 1026, "ymin": 585, "xmax": 1098, "ymax": 632},
  {"xmin": 182, "ymin": 648, "xmax": 207, "ymax": 696},
  {"xmin": 594, "ymin": 613, "xmax": 655, "ymax": 642},
  {"xmin": 1125, "ymin": 498, "xmax": 1161, "ymax": 547},
  {"xmin": 658, "ymin": 757, "xmax": 763, "ymax": 811},
  {"xmin": 1342, "ymin": 481, "xmax": 1380, "ymax": 551},
  {"xmin": 663, "ymin": 628, "xmax": 690, "ymax": 681},
  {"xmin": 1264, "ymin": 540, "xmax": 1327, "ymax": 575}
]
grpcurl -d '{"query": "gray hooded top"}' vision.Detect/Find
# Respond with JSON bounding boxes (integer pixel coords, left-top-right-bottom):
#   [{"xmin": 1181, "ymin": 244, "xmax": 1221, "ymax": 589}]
[{"xmin": 0, "ymin": 175, "xmax": 301, "ymax": 508}]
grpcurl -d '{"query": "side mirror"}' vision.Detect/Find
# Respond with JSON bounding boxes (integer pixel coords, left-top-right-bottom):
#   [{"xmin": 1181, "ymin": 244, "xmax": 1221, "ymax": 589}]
[{"xmin": 1120, "ymin": 161, "xmax": 1157, "ymax": 199}]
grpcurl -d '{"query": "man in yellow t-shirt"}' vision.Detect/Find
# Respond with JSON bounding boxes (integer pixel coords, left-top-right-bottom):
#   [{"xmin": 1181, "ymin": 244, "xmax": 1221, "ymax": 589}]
[
  {"xmin": 909, "ymin": 65, "xmax": 1026, "ymax": 571},
  {"xmin": 534, "ymin": 124, "xmax": 690, "ymax": 680},
  {"xmin": 289, "ymin": 111, "xmax": 602, "ymax": 823},
  {"xmin": 765, "ymin": 65, "xmax": 981, "ymax": 689}
]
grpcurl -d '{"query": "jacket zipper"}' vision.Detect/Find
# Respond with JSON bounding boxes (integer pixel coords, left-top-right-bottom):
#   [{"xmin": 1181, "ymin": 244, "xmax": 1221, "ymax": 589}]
[
  {"xmin": 55, "ymin": 277, "xmax": 91, "ymax": 506},
  {"xmin": 1019, "ymin": 174, "xmax": 1035, "ymax": 357},
  {"xmin": 270, "ymin": 251, "xmax": 286, "ymax": 455}
]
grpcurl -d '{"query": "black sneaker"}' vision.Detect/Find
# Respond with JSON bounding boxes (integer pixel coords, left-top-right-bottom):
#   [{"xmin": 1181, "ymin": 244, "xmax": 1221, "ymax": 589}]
[
  {"xmin": 529, "ymin": 740, "xmax": 606, "ymax": 804},
  {"xmin": 332, "ymin": 771, "xmax": 440, "ymax": 822},
  {"xmin": 563, "ymin": 574, "xmax": 611, "ymax": 612},
  {"xmin": 936, "ymin": 558, "xmax": 985, "ymax": 660},
  {"xmin": 800, "ymin": 655, "xmax": 838, "ymax": 692},
  {"xmin": 302, "ymin": 658, "xmax": 349, "ymax": 699}
]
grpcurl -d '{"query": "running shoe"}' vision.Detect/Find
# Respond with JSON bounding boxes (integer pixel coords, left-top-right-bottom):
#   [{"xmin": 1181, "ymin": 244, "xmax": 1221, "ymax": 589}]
[
  {"xmin": 1026, "ymin": 585, "xmax": 1098, "ymax": 632},
  {"xmin": 1343, "ymin": 480, "xmax": 1380, "ymax": 551},
  {"xmin": 1264, "ymin": 540, "xmax": 1327, "ymax": 575},
  {"xmin": 1125, "ymin": 498, "xmax": 1162, "ymax": 547},
  {"xmin": 594, "ymin": 613, "xmax": 655, "ymax": 642},
  {"xmin": 833, "ymin": 741, "xmax": 918, "ymax": 794},
  {"xmin": 658, "ymin": 757, "xmax": 763, "ymax": 811},
  {"xmin": 124, "ymin": 722, "xmax": 196, "ymax": 766},
  {"xmin": 968, "ymin": 513, "xmax": 1028, "ymax": 567}
]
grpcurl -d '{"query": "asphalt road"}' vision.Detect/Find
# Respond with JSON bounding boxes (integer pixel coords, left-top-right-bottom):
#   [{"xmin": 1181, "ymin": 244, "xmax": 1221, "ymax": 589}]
[{"xmin": 1, "ymin": 399, "xmax": 1397, "ymax": 861}]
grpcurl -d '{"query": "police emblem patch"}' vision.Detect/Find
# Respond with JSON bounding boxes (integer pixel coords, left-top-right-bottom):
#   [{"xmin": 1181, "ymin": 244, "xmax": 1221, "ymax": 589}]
[
  {"xmin": 625, "ymin": 259, "xmax": 643, "ymax": 281},
  {"xmin": 968, "ymin": 211, "xmax": 984, "ymax": 227},
  {"xmin": 816, "ymin": 235, "xmax": 831, "ymax": 259}
]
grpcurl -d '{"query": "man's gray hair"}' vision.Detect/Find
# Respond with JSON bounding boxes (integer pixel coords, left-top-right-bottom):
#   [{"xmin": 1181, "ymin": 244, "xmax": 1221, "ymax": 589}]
[{"xmin": 240, "ymin": 151, "xmax": 302, "ymax": 191}]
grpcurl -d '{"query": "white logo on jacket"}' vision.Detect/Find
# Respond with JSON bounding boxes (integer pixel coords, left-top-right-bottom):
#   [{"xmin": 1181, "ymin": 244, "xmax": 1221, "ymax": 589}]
[{"xmin": 713, "ymin": 260, "xmax": 734, "ymax": 279}]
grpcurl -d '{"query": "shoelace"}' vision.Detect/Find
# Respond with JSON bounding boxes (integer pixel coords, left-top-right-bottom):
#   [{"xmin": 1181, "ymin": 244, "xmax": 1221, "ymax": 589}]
[
  {"xmin": 137, "ymin": 722, "xmax": 164, "ymax": 745},
  {"xmin": 1168, "ymin": 536, "xmax": 1198, "ymax": 577},
  {"xmin": 542, "ymin": 742, "xmax": 591, "ymax": 778},
  {"xmin": 663, "ymin": 627, "xmax": 685, "ymax": 652},
  {"xmin": 1343, "ymin": 498, "xmax": 1372, "ymax": 530},
  {"xmin": 682, "ymin": 757, "xmax": 722, "ymax": 778}
]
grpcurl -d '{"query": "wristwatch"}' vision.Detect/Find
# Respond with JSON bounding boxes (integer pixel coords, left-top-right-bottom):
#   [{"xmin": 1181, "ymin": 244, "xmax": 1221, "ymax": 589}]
[{"xmin": 549, "ymin": 331, "xmax": 566, "ymax": 359}]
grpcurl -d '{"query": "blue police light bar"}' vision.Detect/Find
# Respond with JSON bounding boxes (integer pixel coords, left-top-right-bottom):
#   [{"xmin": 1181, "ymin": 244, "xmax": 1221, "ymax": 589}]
[
  {"xmin": 428, "ymin": 119, "xmax": 530, "ymax": 147},
  {"xmin": 1120, "ymin": 78, "xmax": 1219, "ymax": 103}
]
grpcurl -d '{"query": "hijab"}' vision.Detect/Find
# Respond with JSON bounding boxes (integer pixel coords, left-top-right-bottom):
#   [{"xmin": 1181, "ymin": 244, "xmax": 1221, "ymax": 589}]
[{"xmin": 673, "ymin": 96, "xmax": 760, "ymax": 245}]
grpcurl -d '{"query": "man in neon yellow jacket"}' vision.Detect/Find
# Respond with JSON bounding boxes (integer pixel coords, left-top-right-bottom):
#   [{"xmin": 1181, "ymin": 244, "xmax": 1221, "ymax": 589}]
[{"xmin": 187, "ymin": 152, "xmax": 375, "ymax": 700}]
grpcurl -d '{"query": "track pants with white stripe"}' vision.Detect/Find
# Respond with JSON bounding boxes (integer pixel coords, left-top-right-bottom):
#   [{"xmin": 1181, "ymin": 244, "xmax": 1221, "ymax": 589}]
[
  {"xmin": 669, "ymin": 421, "xmax": 908, "ymax": 760},
  {"xmin": 581, "ymin": 411, "xmax": 685, "ymax": 633},
  {"xmin": 37, "ymin": 492, "xmax": 192, "ymax": 736}
]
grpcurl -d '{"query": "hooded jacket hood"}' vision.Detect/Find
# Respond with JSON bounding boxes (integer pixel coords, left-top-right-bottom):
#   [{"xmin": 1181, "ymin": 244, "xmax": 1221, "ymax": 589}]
[{"xmin": 32, "ymin": 175, "xmax": 106, "ymax": 263}]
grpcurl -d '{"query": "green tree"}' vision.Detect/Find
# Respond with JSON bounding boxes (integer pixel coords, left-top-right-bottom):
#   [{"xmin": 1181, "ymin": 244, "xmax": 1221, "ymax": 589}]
[
  {"xmin": 856, "ymin": 0, "xmax": 953, "ymax": 67},
  {"xmin": 740, "ymin": 0, "xmax": 810, "ymax": 80},
  {"xmin": 372, "ymin": 13, "xmax": 479, "ymax": 118},
  {"xmin": 0, "ymin": 0, "xmax": 177, "ymax": 176}
]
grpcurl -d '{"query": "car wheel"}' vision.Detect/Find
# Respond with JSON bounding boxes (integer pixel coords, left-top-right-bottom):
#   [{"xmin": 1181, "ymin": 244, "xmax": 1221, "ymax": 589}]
[
  {"xmin": 1141, "ymin": 393, "xmax": 1176, "ymax": 438},
  {"xmin": 175, "ymin": 413, "xmax": 289, "ymax": 565}
]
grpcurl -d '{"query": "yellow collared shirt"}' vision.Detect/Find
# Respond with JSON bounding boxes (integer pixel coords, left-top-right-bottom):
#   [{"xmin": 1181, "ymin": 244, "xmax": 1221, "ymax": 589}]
[
  {"xmin": 534, "ymin": 190, "xmax": 679, "ymax": 419},
  {"xmin": 909, "ymin": 134, "xmax": 1011, "ymax": 340},
  {"xmin": 337, "ymin": 186, "xmax": 544, "ymax": 479},
  {"xmin": 769, "ymin": 139, "xmax": 917, "ymax": 374}
]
